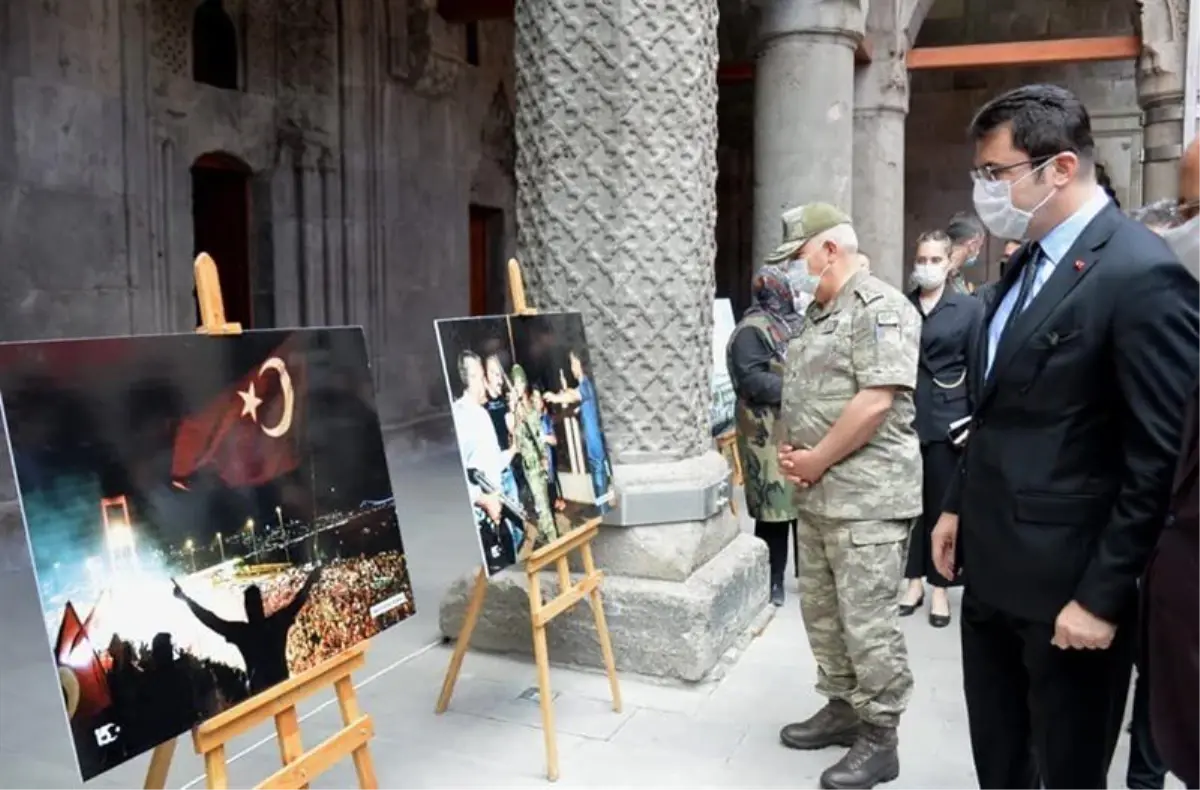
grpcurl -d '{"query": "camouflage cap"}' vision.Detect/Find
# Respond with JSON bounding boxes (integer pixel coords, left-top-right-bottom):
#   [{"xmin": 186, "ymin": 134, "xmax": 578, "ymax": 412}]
[{"xmin": 764, "ymin": 203, "xmax": 853, "ymax": 263}]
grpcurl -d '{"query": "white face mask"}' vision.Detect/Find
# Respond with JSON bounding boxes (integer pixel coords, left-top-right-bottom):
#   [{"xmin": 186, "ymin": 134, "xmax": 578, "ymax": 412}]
[
  {"xmin": 972, "ymin": 158, "xmax": 1059, "ymax": 240},
  {"xmin": 912, "ymin": 263, "xmax": 948, "ymax": 291},
  {"xmin": 1162, "ymin": 215, "xmax": 1200, "ymax": 281}
]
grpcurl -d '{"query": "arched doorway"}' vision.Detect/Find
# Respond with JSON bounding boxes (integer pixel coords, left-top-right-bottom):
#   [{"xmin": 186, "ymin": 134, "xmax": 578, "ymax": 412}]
[{"xmin": 191, "ymin": 152, "xmax": 254, "ymax": 327}]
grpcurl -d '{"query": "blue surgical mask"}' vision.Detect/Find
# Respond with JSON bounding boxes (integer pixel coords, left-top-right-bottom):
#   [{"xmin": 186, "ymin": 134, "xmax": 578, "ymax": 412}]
[{"xmin": 963, "ymin": 254, "xmax": 980, "ymax": 268}]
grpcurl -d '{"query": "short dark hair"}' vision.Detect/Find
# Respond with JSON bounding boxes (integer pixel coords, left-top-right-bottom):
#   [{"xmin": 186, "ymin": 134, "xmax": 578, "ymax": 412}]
[
  {"xmin": 946, "ymin": 212, "xmax": 985, "ymax": 245},
  {"xmin": 969, "ymin": 84, "xmax": 1096, "ymax": 164},
  {"xmin": 1129, "ymin": 198, "xmax": 1178, "ymax": 228}
]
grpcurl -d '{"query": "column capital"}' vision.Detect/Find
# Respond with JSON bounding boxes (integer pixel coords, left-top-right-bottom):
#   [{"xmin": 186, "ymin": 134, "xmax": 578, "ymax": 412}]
[
  {"xmin": 755, "ymin": 0, "xmax": 865, "ymax": 50},
  {"xmin": 853, "ymin": 44, "xmax": 910, "ymax": 115},
  {"xmin": 1135, "ymin": 0, "xmax": 1188, "ymax": 105}
]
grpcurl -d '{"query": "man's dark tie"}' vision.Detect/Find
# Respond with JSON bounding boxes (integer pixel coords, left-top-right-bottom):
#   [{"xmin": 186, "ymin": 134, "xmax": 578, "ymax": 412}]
[{"xmin": 1003, "ymin": 243, "xmax": 1043, "ymax": 335}]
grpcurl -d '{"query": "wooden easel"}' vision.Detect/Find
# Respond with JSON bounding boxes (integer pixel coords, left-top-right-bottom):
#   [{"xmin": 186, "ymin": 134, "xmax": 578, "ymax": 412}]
[
  {"xmin": 143, "ymin": 253, "xmax": 379, "ymax": 790},
  {"xmin": 435, "ymin": 258, "xmax": 622, "ymax": 782},
  {"xmin": 715, "ymin": 429, "xmax": 742, "ymax": 516}
]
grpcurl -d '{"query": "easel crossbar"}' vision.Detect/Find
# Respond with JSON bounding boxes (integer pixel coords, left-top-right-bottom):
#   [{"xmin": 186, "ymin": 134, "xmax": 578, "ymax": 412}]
[
  {"xmin": 526, "ymin": 520, "xmax": 600, "ymax": 574},
  {"xmin": 533, "ymin": 570, "xmax": 604, "ymax": 627},
  {"xmin": 257, "ymin": 715, "xmax": 374, "ymax": 790},
  {"xmin": 193, "ymin": 645, "xmax": 367, "ymax": 753}
]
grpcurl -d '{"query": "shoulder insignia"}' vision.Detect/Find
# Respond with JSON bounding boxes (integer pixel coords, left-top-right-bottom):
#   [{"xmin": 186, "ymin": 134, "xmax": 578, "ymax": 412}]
[
  {"xmin": 875, "ymin": 311, "xmax": 900, "ymax": 327},
  {"xmin": 852, "ymin": 280, "xmax": 885, "ymax": 306}
]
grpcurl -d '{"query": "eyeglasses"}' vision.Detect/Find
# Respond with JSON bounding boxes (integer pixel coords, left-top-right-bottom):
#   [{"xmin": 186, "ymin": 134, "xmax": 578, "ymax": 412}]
[{"xmin": 970, "ymin": 156, "xmax": 1054, "ymax": 183}]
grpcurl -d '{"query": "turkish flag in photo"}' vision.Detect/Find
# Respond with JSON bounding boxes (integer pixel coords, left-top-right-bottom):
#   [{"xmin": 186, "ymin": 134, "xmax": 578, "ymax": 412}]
[
  {"xmin": 171, "ymin": 337, "xmax": 306, "ymax": 489},
  {"xmin": 55, "ymin": 601, "xmax": 113, "ymax": 723}
]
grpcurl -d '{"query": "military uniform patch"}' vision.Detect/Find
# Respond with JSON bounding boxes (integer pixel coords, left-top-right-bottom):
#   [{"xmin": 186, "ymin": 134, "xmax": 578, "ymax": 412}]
[{"xmin": 875, "ymin": 311, "xmax": 899, "ymax": 340}]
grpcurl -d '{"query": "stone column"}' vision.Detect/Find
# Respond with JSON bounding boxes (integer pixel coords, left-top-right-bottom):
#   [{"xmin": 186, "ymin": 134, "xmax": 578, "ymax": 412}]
[
  {"xmin": 1137, "ymin": 0, "xmax": 1188, "ymax": 202},
  {"xmin": 752, "ymin": 0, "xmax": 864, "ymax": 267},
  {"xmin": 852, "ymin": 1, "xmax": 910, "ymax": 290},
  {"xmin": 437, "ymin": 0, "xmax": 769, "ymax": 682}
]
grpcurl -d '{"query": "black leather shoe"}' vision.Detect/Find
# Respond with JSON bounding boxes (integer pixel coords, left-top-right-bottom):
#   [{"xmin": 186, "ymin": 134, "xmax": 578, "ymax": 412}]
[
  {"xmin": 819, "ymin": 723, "xmax": 900, "ymax": 789},
  {"xmin": 929, "ymin": 610, "xmax": 951, "ymax": 628},
  {"xmin": 770, "ymin": 581, "xmax": 785, "ymax": 607},
  {"xmin": 897, "ymin": 594, "xmax": 923, "ymax": 617},
  {"xmin": 780, "ymin": 700, "xmax": 860, "ymax": 750}
]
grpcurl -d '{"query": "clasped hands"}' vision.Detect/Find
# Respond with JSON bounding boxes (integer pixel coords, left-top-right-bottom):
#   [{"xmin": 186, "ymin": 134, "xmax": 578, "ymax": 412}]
[
  {"xmin": 778, "ymin": 444, "xmax": 829, "ymax": 488},
  {"xmin": 931, "ymin": 513, "xmax": 1117, "ymax": 651}
]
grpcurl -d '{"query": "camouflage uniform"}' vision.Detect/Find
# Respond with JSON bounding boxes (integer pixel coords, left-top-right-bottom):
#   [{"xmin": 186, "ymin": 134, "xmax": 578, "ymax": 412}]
[
  {"xmin": 727, "ymin": 315, "xmax": 797, "ymax": 522},
  {"xmin": 779, "ymin": 268, "xmax": 922, "ymax": 728},
  {"xmin": 515, "ymin": 405, "xmax": 557, "ymax": 544}
]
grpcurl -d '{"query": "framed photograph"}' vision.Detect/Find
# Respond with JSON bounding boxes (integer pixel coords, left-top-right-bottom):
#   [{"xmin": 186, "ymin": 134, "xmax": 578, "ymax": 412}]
[
  {"xmin": 0, "ymin": 328, "xmax": 415, "ymax": 781},
  {"xmin": 435, "ymin": 312, "xmax": 615, "ymax": 576}
]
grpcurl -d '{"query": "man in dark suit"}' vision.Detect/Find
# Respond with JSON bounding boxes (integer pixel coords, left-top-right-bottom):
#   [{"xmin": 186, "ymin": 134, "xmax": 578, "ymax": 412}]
[
  {"xmin": 1143, "ymin": 136, "xmax": 1200, "ymax": 790},
  {"xmin": 930, "ymin": 84, "xmax": 1200, "ymax": 788}
]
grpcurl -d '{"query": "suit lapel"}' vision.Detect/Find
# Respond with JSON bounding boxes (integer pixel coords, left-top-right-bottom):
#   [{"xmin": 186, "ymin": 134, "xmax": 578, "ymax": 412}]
[
  {"xmin": 978, "ymin": 204, "xmax": 1120, "ymax": 409},
  {"xmin": 971, "ymin": 244, "xmax": 1031, "ymax": 401}
]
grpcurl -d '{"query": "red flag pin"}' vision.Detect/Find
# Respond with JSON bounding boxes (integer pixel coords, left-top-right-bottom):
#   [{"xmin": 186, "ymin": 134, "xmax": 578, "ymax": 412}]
[{"xmin": 1073, "ymin": 259, "xmax": 1086, "ymax": 272}]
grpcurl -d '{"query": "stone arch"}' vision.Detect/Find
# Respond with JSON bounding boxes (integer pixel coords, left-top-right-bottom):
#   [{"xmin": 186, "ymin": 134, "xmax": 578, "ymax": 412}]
[{"xmin": 192, "ymin": 0, "xmax": 240, "ymax": 90}]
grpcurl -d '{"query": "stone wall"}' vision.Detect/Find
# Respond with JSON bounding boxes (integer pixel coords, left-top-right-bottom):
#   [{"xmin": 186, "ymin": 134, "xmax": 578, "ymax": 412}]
[
  {"xmin": 0, "ymin": 0, "xmax": 515, "ymax": 459},
  {"xmin": 904, "ymin": 0, "xmax": 1142, "ymax": 286}
]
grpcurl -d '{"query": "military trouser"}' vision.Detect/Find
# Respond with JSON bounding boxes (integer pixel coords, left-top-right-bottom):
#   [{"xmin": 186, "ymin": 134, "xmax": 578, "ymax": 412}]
[{"xmin": 796, "ymin": 512, "xmax": 914, "ymax": 728}]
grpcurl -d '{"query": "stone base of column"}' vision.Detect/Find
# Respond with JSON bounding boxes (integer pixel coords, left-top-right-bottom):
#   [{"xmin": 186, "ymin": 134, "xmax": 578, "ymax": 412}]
[{"xmin": 437, "ymin": 452, "xmax": 771, "ymax": 682}]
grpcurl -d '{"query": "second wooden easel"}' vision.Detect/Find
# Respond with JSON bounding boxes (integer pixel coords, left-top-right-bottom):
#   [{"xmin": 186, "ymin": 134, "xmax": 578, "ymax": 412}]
[
  {"xmin": 435, "ymin": 258, "xmax": 622, "ymax": 782},
  {"xmin": 143, "ymin": 253, "xmax": 379, "ymax": 790}
]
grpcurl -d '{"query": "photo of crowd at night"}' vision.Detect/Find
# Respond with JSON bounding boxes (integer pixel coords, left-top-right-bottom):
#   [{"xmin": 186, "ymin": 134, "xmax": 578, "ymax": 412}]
[
  {"xmin": 435, "ymin": 312, "xmax": 615, "ymax": 575},
  {"xmin": 0, "ymin": 328, "xmax": 415, "ymax": 781}
]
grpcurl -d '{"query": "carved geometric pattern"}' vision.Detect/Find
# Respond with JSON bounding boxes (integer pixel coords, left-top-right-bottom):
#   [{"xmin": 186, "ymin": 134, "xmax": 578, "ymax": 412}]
[
  {"xmin": 277, "ymin": 0, "xmax": 337, "ymax": 96},
  {"xmin": 385, "ymin": 0, "xmax": 465, "ymax": 97},
  {"xmin": 151, "ymin": 0, "xmax": 193, "ymax": 78},
  {"xmin": 514, "ymin": 0, "xmax": 720, "ymax": 462}
]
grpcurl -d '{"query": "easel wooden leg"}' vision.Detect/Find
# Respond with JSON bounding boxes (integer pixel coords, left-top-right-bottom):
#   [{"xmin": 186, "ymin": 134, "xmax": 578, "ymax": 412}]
[
  {"xmin": 274, "ymin": 707, "xmax": 309, "ymax": 790},
  {"xmin": 436, "ymin": 567, "xmax": 490, "ymax": 714},
  {"xmin": 527, "ymin": 575, "xmax": 560, "ymax": 782},
  {"xmin": 335, "ymin": 676, "xmax": 379, "ymax": 789},
  {"xmin": 144, "ymin": 738, "xmax": 177, "ymax": 789},
  {"xmin": 204, "ymin": 745, "xmax": 229, "ymax": 789},
  {"xmin": 581, "ymin": 543, "xmax": 622, "ymax": 712}
]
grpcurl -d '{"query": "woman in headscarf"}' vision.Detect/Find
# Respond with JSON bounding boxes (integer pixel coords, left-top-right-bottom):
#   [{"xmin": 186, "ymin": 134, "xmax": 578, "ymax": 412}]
[{"xmin": 726, "ymin": 265, "xmax": 805, "ymax": 606}]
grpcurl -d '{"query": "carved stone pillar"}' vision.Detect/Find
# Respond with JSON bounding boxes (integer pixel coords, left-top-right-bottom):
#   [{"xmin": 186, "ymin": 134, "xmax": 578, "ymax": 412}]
[
  {"xmin": 852, "ymin": 0, "xmax": 909, "ymax": 290},
  {"xmin": 1136, "ymin": 0, "xmax": 1188, "ymax": 202},
  {"xmin": 437, "ymin": 0, "xmax": 770, "ymax": 682},
  {"xmin": 752, "ymin": 0, "xmax": 864, "ymax": 268}
]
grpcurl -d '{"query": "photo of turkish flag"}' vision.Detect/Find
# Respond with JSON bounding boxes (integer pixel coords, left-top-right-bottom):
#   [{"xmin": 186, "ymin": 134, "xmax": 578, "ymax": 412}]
[
  {"xmin": 55, "ymin": 601, "xmax": 113, "ymax": 722},
  {"xmin": 170, "ymin": 337, "xmax": 306, "ymax": 488}
]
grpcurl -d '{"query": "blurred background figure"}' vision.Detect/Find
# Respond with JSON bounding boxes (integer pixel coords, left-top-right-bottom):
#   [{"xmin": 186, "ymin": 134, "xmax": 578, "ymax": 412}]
[
  {"xmin": 900, "ymin": 231, "xmax": 984, "ymax": 628},
  {"xmin": 1129, "ymin": 199, "xmax": 1179, "ymax": 236},
  {"xmin": 945, "ymin": 212, "xmax": 987, "ymax": 295},
  {"xmin": 727, "ymin": 265, "xmax": 801, "ymax": 606}
]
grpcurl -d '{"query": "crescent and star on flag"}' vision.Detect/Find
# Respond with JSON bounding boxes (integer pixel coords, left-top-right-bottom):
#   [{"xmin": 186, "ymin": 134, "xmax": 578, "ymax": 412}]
[{"xmin": 237, "ymin": 356, "xmax": 295, "ymax": 438}]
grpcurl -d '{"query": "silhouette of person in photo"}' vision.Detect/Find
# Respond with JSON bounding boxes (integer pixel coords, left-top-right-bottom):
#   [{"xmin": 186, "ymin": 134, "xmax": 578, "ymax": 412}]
[{"xmin": 173, "ymin": 566, "xmax": 321, "ymax": 694}]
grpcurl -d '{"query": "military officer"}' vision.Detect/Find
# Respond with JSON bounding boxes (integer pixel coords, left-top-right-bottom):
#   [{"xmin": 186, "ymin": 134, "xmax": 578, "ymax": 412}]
[{"xmin": 766, "ymin": 203, "xmax": 923, "ymax": 789}]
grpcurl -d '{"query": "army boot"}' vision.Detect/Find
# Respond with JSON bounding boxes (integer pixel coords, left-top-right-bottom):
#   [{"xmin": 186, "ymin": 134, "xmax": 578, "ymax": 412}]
[
  {"xmin": 779, "ymin": 699, "xmax": 860, "ymax": 750},
  {"xmin": 818, "ymin": 722, "xmax": 900, "ymax": 789}
]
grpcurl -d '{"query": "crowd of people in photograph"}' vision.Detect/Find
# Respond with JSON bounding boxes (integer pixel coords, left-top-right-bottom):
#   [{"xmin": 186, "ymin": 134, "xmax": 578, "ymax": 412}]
[
  {"xmin": 728, "ymin": 83, "xmax": 1199, "ymax": 789},
  {"xmin": 258, "ymin": 551, "xmax": 412, "ymax": 674}
]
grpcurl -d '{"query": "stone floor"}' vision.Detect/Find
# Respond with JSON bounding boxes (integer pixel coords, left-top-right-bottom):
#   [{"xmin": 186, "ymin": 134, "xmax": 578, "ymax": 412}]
[{"xmin": 0, "ymin": 448, "xmax": 1182, "ymax": 789}]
